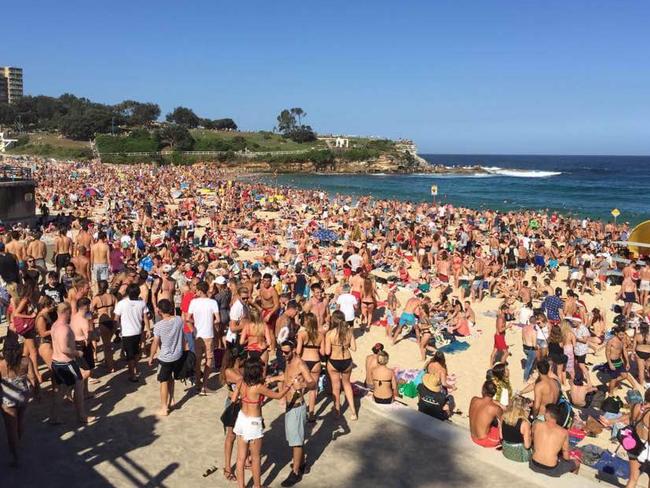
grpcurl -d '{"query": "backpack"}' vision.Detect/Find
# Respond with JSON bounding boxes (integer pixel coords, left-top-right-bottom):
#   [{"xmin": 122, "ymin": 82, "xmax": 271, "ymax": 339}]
[
  {"xmin": 507, "ymin": 247, "xmax": 517, "ymax": 266},
  {"xmin": 617, "ymin": 410, "xmax": 650, "ymax": 456},
  {"xmin": 602, "ymin": 396, "xmax": 624, "ymax": 414},
  {"xmin": 176, "ymin": 350, "xmax": 196, "ymax": 381}
]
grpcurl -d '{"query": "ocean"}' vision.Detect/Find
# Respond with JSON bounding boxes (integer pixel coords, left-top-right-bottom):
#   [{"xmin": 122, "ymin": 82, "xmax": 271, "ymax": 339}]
[{"xmin": 259, "ymin": 154, "xmax": 650, "ymax": 225}]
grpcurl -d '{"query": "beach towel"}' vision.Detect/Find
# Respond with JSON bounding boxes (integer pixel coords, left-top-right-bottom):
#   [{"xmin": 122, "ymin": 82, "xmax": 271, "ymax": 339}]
[
  {"xmin": 438, "ymin": 341, "xmax": 470, "ymax": 355},
  {"xmin": 593, "ymin": 451, "xmax": 630, "ymax": 479}
]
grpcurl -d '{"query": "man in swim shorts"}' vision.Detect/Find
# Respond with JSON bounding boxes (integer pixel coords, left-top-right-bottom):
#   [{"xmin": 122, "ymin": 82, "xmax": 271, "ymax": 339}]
[
  {"xmin": 469, "ymin": 381, "xmax": 503, "ymax": 448},
  {"xmin": 529, "ymin": 404, "xmax": 579, "ymax": 477},
  {"xmin": 392, "ymin": 295, "xmax": 421, "ymax": 344},
  {"xmin": 276, "ymin": 340, "xmax": 315, "ymax": 487},
  {"xmin": 606, "ymin": 326, "xmax": 634, "ymax": 394}
]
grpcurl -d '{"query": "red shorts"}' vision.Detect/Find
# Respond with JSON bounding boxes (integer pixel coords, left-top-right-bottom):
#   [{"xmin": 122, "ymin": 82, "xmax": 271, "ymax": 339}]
[
  {"xmin": 494, "ymin": 333, "xmax": 507, "ymax": 351},
  {"xmin": 262, "ymin": 308, "xmax": 278, "ymax": 331},
  {"xmin": 438, "ymin": 274, "xmax": 449, "ymax": 283},
  {"xmin": 472, "ymin": 426, "xmax": 501, "ymax": 448}
]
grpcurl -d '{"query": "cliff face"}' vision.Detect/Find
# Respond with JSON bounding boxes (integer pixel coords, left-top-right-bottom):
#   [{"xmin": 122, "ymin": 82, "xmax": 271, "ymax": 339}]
[
  {"xmin": 226, "ymin": 153, "xmax": 484, "ymax": 175},
  {"xmin": 229, "ymin": 152, "xmax": 434, "ymax": 174}
]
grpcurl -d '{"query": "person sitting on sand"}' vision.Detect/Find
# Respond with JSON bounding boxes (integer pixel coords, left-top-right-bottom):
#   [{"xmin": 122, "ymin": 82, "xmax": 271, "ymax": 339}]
[
  {"xmin": 532, "ymin": 359, "xmax": 560, "ymax": 419},
  {"xmin": 418, "ymin": 370, "xmax": 453, "ymax": 421},
  {"xmin": 501, "ymin": 396, "xmax": 532, "ymax": 463},
  {"xmin": 469, "ymin": 380, "xmax": 503, "ymax": 448},
  {"xmin": 529, "ymin": 403, "xmax": 580, "ymax": 477},
  {"xmin": 364, "ymin": 343, "xmax": 384, "ymax": 388},
  {"xmin": 370, "ymin": 351, "xmax": 398, "ymax": 404}
]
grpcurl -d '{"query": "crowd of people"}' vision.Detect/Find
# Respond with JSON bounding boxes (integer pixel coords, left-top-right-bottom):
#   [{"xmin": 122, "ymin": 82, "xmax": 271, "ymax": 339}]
[{"xmin": 0, "ymin": 156, "xmax": 649, "ymax": 486}]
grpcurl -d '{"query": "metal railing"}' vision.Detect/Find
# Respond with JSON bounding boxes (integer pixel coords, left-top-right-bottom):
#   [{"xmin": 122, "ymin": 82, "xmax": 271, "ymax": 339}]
[{"xmin": 0, "ymin": 165, "xmax": 33, "ymax": 181}]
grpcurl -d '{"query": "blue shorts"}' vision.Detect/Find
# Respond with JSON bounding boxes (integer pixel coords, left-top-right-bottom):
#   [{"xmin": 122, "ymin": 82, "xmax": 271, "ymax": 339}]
[
  {"xmin": 534, "ymin": 256, "xmax": 545, "ymax": 267},
  {"xmin": 399, "ymin": 312, "xmax": 416, "ymax": 327}
]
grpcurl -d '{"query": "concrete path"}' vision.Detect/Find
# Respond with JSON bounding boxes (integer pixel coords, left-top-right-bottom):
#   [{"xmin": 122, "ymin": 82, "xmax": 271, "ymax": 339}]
[{"xmin": 0, "ymin": 358, "xmax": 603, "ymax": 488}]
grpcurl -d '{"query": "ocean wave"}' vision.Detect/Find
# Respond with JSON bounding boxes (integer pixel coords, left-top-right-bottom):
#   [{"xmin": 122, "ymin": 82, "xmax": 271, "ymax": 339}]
[{"xmin": 481, "ymin": 166, "xmax": 562, "ymax": 178}]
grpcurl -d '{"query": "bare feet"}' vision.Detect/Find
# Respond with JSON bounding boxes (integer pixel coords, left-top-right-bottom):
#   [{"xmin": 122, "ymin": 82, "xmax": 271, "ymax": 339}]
[{"xmin": 157, "ymin": 409, "xmax": 169, "ymax": 417}]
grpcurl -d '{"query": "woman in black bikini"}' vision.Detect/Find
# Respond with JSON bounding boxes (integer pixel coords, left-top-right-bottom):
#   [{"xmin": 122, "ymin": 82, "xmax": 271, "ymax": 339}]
[
  {"xmin": 633, "ymin": 323, "xmax": 650, "ymax": 387},
  {"xmin": 370, "ymin": 351, "xmax": 397, "ymax": 404},
  {"xmin": 296, "ymin": 312, "xmax": 323, "ymax": 422},
  {"xmin": 90, "ymin": 280, "xmax": 117, "ymax": 372},
  {"xmin": 325, "ymin": 310, "xmax": 357, "ymax": 420}
]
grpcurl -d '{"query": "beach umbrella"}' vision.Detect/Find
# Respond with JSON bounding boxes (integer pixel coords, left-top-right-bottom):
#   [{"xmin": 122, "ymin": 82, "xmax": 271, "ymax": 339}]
[{"xmin": 84, "ymin": 187, "xmax": 102, "ymax": 198}]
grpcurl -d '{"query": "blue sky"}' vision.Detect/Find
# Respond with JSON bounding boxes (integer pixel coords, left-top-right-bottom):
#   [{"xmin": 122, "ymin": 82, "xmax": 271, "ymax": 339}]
[{"xmin": 3, "ymin": 1, "xmax": 650, "ymax": 154}]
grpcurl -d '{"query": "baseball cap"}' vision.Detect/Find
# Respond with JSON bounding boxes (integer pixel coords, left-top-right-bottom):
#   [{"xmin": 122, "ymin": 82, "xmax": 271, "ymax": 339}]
[
  {"xmin": 162, "ymin": 264, "xmax": 173, "ymax": 273},
  {"xmin": 215, "ymin": 276, "xmax": 227, "ymax": 285}
]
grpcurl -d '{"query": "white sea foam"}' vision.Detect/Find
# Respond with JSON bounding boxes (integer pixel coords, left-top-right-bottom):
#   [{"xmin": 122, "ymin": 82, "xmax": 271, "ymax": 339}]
[{"xmin": 481, "ymin": 166, "xmax": 562, "ymax": 178}]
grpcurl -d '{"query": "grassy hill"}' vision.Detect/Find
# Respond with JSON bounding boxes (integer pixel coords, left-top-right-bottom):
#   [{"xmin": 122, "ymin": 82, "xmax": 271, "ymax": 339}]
[{"xmin": 6, "ymin": 133, "xmax": 94, "ymax": 159}]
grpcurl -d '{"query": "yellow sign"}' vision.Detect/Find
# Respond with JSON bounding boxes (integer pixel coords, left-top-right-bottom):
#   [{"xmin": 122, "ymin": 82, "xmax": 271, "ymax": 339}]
[
  {"xmin": 430, "ymin": 185, "xmax": 438, "ymax": 196},
  {"xmin": 611, "ymin": 208, "xmax": 620, "ymax": 218}
]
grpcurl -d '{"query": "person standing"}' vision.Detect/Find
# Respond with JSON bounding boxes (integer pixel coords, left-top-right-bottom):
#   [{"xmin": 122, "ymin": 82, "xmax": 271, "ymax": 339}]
[
  {"xmin": 273, "ymin": 339, "xmax": 315, "ymax": 487},
  {"xmin": 188, "ymin": 281, "xmax": 220, "ymax": 395},
  {"xmin": 335, "ymin": 284, "xmax": 357, "ymax": 327},
  {"xmin": 50, "ymin": 302, "xmax": 93, "ymax": 424},
  {"xmin": 0, "ymin": 342, "xmax": 34, "ymax": 467},
  {"xmin": 114, "ymin": 284, "xmax": 151, "ymax": 382},
  {"xmin": 148, "ymin": 299, "xmax": 184, "ymax": 417},
  {"xmin": 90, "ymin": 231, "xmax": 110, "ymax": 284}
]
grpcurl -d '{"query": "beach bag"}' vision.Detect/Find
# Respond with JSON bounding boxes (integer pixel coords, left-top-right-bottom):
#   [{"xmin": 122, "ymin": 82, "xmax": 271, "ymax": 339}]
[
  {"xmin": 589, "ymin": 390, "xmax": 606, "ymax": 410},
  {"xmin": 618, "ymin": 410, "xmax": 650, "ymax": 456},
  {"xmin": 176, "ymin": 350, "xmax": 196, "ymax": 381},
  {"xmin": 220, "ymin": 401, "xmax": 241, "ymax": 429},
  {"xmin": 399, "ymin": 381, "xmax": 418, "ymax": 398},
  {"xmin": 602, "ymin": 396, "xmax": 623, "ymax": 414},
  {"xmin": 557, "ymin": 395, "xmax": 574, "ymax": 429},
  {"xmin": 13, "ymin": 316, "xmax": 36, "ymax": 336},
  {"xmin": 627, "ymin": 390, "xmax": 643, "ymax": 406}
]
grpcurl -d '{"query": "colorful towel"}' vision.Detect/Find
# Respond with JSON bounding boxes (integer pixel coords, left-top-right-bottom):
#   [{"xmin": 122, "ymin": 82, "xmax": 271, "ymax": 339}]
[{"xmin": 438, "ymin": 341, "xmax": 470, "ymax": 355}]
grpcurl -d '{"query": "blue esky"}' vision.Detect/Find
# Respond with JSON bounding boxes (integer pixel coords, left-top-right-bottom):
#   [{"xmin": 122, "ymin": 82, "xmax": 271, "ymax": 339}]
[{"xmin": 3, "ymin": 0, "xmax": 649, "ymax": 155}]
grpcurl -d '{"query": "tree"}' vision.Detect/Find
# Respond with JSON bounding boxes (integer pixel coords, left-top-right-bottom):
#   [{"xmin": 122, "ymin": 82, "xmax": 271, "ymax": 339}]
[
  {"xmin": 202, "ymin": 117, "xmax": 238, "ymax": 130},
  {"xmin": 276, "ymin": 109, "xmax": 297, "ymax": 134},
  {"xmin": 290, "ymin": 107, "xmax": 306, "ymax": 126},
  {"xmin": 166, "ymin": 106, "xmax": 200, "ymax": 128},
  {"xmin": 156, "ymin": 124, "xmax": 195, "ymax": 151},
  {"xmin": 286, "ymin": 125, "xmax": 317, "ymax": 143},
  {"xmin": 0, "ymin": 103, "xmax": 16, "ymax": 125},
  {"xmin": 117, "ymin": 100, "xmax": 160, "ymax": 126}
]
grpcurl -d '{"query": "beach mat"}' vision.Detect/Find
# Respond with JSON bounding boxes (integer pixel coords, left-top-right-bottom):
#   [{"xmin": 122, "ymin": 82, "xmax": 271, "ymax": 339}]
[{"xmin": 438, "ymin": 341, "xmax": 470, "ymax": 355}]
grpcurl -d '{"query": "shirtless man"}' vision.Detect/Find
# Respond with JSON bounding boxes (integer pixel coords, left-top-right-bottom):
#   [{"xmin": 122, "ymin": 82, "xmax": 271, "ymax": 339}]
[
  {"xmin": 53, "ymin": 228, "xmax": 73, "ymax": 274},
  {"xmin": 470, "ymin": 254, "xmax": 486, "ymax": 302},
  {"xmin": 529, "ymin": 404, "xmax": 579, "ymax": 477},
  {"xmin": 392, "ymin": 294, "xmax": 422, "ymax": 344},
  {"xmin": 522, "ymin": 316, "xmax": 538, "ymax": 381},
  {"xmin": 258, "ymin": 273, "xmax": 280, "ymax": 348},
  {"xmin": 518, "ymin": 280, "xmax": 532, "ymax": 304},
  {"xmin": 490, "ymin": 304, "xmax": 510, "ymax": 365},
  {"xmin": 153, "ymin": 264, "xmax": 176, "ymax": 316},
  {"xmin": 71, "ymin": 246, "xmax": 91, "ymax": 280},
  {"xmin": 75, "ymin": 223, "xmax": 92, "ymax": 257},
  {"xmin": 70, "ymin": 297, "xmax": 94, "ymax": 398},
  {"xmin": 26, "ymin": 231, "xmax": 47, "ymax": 276},
  {"xmin": 5, "ymin": 230, "xmax": 27, "ymax": 269},
  {"xmin": 533, "ymin": 359, "xmax": 560, "ymax": 418},
  {"xmin": 620, "ymin": 275, "xmax": 638, "ymax": 318},
  {"xmin": 306, "ymin": 283, "xmax": 329, "ymax": 333},
  {"xmin": 469, "ymin": 380, "xmax": 503, "ymax": 448},
  {"xmin": 50, "ymin": 302, "xmax": 93, "ymax": 424},
  {"xmin": 90, "ymin": 231, "xmax": 110, "ymax": 283},
  {"xmin": 606, "ymin": 326, "xmax": 634, "ymax": 394},
  {"xmin": 269, "ymin": 339, "xmax": 315, "ymax": 486},
  {"xmin": 640, "ymin": 263, "xmax": 650, "ymax": 307}
]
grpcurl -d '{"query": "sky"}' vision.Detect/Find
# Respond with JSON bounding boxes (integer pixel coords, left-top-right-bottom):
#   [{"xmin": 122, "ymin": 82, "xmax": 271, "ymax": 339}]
[{"xmin": 3, "ymin": 0, "xmax": 650, "ymax": 155}]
